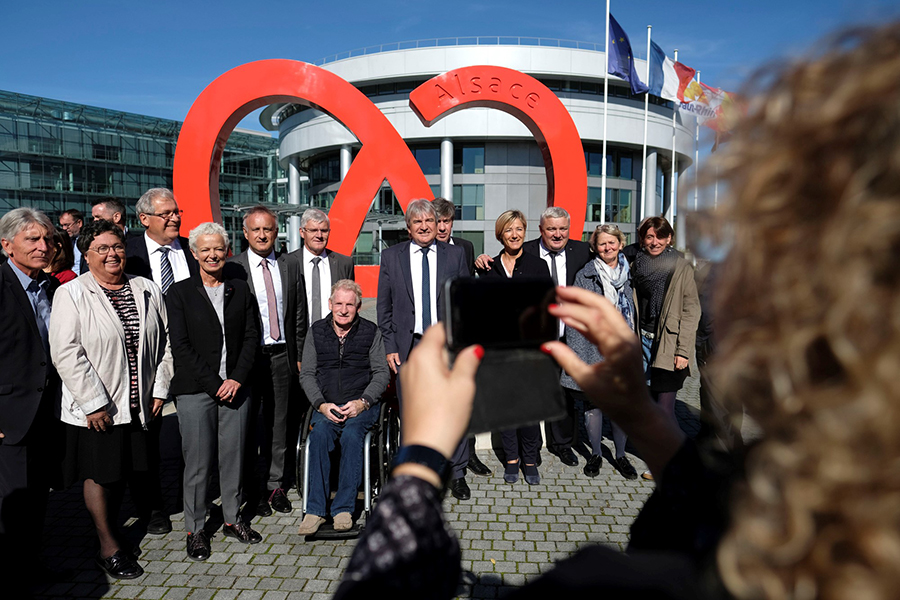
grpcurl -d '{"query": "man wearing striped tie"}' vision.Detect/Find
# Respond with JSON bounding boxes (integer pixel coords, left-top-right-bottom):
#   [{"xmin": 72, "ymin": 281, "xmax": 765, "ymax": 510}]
[{"xmin": 125, "ymin": 187, "xmax": 200, "ymax": 535}]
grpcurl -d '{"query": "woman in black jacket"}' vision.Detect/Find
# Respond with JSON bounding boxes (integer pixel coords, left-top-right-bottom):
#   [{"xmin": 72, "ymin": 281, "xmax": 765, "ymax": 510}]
[
  {"xmin": 165, "ymin": 222, "xmax": 261, "ymax": 561},
  {"xmin": 478, "ymin": 210, "xmax": 552, "ymax": 485}
]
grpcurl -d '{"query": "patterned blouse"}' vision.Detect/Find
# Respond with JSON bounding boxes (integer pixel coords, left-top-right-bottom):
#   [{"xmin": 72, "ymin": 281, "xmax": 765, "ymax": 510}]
[{"xmin": 100, "ymin": 281, "xmax": 141, "ymax": 412}]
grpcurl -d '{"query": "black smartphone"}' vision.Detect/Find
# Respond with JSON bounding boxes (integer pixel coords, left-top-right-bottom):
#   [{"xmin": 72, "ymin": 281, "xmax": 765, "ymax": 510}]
[
  {"xmin": 330, "ymin": 408, "xmax": 343, "ymax": 420},
  {"xmin": 444, "ymin": 277, "xmax": 565, "ymax": 434},
  {"xmin": 444, "ymin": 277, "xmax": 559, "ymax": 352}
]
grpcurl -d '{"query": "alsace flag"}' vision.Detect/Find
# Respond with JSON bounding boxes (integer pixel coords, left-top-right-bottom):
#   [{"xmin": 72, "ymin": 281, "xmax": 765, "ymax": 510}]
[
  {"xmin": 608, "ymin": 14, "xmax": 649, "ymax": 95},
  {"xmin": 648, "ymin": 41, "xmax": 695, "ymax": 102}
]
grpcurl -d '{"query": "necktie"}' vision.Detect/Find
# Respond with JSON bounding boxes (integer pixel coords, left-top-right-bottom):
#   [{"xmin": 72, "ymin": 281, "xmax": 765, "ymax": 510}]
[
  {"xmin": 261, "ymin": 259, "xmax": 281, "ymax": 341},
  {"xmin": 158, "ymin": 247, "xmax": 174, "ymax": 294},
  {"xmin": 548, "ymin": 251, "xmax": 560, "ymax": 286},
  {"xmin": 311, "ymin": 256, "xmax": 322, "ymax": 323},
  {"xmin": 29, "ymin": 279, "xmax": 51, "ymax": 353},
  {"xmin": 421, "ymin": 246, "xmax": 431, "ymax": 329}
]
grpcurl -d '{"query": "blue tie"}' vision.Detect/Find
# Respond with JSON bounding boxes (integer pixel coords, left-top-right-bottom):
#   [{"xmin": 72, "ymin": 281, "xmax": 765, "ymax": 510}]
[{"xmin": 421, "ymin": 246, "xmax": 431, "ymax": 330}]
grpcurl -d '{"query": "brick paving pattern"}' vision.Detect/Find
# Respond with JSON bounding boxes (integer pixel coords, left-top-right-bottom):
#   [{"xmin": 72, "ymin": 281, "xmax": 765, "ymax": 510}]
[{"xmin": 31, "ymin": 299, "xmax": 708, "ymax": 599}]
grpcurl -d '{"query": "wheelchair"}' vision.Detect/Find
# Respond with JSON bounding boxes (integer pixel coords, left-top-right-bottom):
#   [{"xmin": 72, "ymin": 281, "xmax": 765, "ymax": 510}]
[{"xmin": 294, "ymin": 396, "xmax": 400, "ymax": 538}]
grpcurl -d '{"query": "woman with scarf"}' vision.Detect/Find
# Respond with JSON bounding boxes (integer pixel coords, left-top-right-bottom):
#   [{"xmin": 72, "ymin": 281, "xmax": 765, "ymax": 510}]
[
  {"xmin": 631, "ymin": 216, "xmax": 700, "ymax": 479},
  {"xmin": 561, "ymin": 225, "xmax": 639, "ymax": 480}
]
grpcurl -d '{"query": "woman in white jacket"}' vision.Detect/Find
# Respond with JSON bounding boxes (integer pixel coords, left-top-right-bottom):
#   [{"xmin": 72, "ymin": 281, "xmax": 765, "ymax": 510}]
[{"xmin": 49, "ymin": 219, "xmax": 173, "ymax": 580}]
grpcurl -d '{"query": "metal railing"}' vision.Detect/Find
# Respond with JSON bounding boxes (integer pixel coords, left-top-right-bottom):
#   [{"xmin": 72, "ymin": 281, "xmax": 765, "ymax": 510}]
[{"xmin": 315, "ymin": 37, "xmax": 606, "ymax": 66}]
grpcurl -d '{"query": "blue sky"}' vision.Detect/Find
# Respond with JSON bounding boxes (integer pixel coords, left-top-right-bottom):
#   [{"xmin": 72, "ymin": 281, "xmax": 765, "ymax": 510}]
[{"xmin": 4, "ymin": 0, "xmax": 898, "ymax": 133}]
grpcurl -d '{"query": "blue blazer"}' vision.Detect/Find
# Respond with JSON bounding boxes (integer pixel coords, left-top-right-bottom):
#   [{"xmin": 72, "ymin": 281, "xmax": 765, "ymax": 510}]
[{"xmin": 377, "ymin": 240, "xmax": 468, "ymax": 362}]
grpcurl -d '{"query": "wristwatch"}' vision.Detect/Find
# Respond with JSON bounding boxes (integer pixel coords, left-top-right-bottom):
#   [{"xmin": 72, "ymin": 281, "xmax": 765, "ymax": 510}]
[{"xmin": 391, "ymin": 444, "xmax": 451, "ymax": 487}]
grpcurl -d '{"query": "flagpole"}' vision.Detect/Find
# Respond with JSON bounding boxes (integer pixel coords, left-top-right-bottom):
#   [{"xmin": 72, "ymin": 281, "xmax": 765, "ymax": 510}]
[
  {"xmin": 600, "ymin": 0, "xmax": 610, "ymax": 225},
  {"xmin": 694, "ymin": 70, "xmax": 700, "ymax": 211},
  {"xmin": 667, "ymin": 49, "xmax": 678, "ymax": 232},
  {"xmin": 639, "ymin": 25, "xmax": 651, "ymax": 223}
]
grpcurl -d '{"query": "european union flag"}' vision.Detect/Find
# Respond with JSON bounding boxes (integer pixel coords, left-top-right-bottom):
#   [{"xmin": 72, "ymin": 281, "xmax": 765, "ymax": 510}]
[{"xmin": 608, "ymin": 14, "xmax": 649, "ymax": 95}]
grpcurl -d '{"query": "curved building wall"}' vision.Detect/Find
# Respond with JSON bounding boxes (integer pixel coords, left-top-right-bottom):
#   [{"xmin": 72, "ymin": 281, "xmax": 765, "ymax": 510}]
[{"xmin": 265, "ymin": 43, "xmax": 696, "ymax": 261}]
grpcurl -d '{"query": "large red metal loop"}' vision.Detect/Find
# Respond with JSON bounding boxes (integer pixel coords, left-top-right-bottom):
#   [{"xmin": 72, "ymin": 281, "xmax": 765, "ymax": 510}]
[{"xmin": 409, "ymin": 65, "xmax": 587, "ymax": 237}]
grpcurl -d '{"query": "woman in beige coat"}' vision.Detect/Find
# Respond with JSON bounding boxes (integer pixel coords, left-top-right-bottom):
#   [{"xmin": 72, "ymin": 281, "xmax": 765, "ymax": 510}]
[{"xmin": 50, "ymin": 219, "xmax": 173, "ymax": 580}]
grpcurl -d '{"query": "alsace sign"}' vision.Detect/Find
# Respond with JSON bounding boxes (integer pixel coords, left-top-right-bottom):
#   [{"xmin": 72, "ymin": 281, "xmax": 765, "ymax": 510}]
[{"xmin": 173, "ymin": 60, "xmax": 587, "ymax": 294}]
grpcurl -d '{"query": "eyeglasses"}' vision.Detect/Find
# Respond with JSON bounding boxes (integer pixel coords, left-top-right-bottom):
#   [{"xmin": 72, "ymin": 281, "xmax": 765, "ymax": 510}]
[
  {"xmin": 303, "ymin": 227, "xmax": 330, "ymax": 235},
  {"xmin": 89, "ymin": 244, "xmax": 126, "ymax": 255},
  {"xmin": 144, "ymin": 210, "xmax": 183, "ymax": 220}
]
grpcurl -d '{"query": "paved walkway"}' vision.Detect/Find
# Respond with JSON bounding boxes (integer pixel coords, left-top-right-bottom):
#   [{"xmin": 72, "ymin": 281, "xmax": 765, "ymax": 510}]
[{"xmin": 32, "ymin": 299, "xmax": 710, "ymax": 599}]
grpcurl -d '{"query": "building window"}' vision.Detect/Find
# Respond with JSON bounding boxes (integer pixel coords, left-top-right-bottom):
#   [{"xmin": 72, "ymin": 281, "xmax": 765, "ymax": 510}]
[
  {"xmin": 584, "ymin": 147, "xmax": 636, "ymax": 180},
  {"xmin": 587, "ymin": 187, "xmax": 632, "ymax": 224},
  {"xmin": 452, "ymin": 184, "xmax": 484, "ymax": 220},
  {"xmin": 454, "ymin": 230, "xmax": 484, "ymax": 256},
  {"xmin": 453, "ymin": 145, "xmax": 484, "ymax": 174},
  {"xmin": 308, "ymin": 154, "xmax": 341, "ymax": 187},
  {"xmin": 414, "ymin": 147, "xmax": 441, "ymax": 175}
]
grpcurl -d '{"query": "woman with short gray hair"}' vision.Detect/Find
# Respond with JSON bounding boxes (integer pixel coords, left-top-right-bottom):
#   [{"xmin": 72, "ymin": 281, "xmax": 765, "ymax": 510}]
[{"xmin": 166, "ymin": 222, "xmax": 261, "ymax": 560}]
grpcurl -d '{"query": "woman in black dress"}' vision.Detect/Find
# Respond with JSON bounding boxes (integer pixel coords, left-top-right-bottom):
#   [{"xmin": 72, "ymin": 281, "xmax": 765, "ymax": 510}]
[{"xmin": 478, "ymin": 210, "xmax": 552, "ymax": 485}]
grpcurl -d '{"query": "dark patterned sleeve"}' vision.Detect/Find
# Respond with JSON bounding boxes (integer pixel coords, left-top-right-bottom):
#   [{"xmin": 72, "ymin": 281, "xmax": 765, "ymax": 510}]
[{"xmin": 334, "ymin": 475, "xmax": 460, "ymax": 600}]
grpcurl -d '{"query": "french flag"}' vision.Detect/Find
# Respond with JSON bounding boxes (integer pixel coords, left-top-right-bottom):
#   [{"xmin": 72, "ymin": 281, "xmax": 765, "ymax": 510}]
[{"xmin": 648, "ymin": 41, "xmax": 695, "ymax": 103}]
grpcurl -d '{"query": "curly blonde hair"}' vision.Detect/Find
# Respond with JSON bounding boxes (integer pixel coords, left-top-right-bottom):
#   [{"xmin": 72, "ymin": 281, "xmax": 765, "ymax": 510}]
[{"xmin": 709, "ymin": 23, "xmax": 900, "ymax": 599}]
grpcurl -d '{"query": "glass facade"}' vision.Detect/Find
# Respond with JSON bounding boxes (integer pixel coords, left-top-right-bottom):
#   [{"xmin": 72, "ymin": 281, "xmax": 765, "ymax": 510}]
[
  {"xmin": 587, "ymin": 187, "xmax": 632, "ymax": 224},
  {"xmin": 584, "ymin": 146, "xmax": 636, "ymax": 180},
  {"xmin": 454, "ymin": 145, "xmax": 485, "ymax": 174},
  {"xmin": 452, "ymin": 184, "xmax": 485, "ymax": 220},
  {"xmin": 0, "ymin": 90, "xmax": 284, "ymax": 238}
]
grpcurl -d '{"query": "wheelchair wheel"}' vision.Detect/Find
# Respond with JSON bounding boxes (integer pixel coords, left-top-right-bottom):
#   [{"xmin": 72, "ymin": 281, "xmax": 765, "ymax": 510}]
[
  {"xmin": 377, "ymin": 400, "xmax": 401, "ymax": 496},
  {"xmin": 294, "ymin": 406, "xmax": 315, "ymax": 512}
]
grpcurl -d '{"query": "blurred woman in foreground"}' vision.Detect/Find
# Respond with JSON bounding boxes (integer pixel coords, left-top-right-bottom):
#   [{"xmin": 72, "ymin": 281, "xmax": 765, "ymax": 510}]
[{"xmin": 333, "ymin": 22, "xmax": 900, "ymax": 599}]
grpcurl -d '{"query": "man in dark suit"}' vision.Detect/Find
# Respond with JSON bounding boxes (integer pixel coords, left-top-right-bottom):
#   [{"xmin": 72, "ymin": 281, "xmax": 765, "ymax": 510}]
[
  {"xmin": 432, "ymin": 197, "xmax": 493, "ymax": 477},
  {"xmin": 476, "ymin": 206, "xmax": 592, "ymax": 467},
  {"xmin": 120, "ymin": 188, "xmax": 199, "ymax": 535},
  {"xmin": 0, "ymin": 208, "xmax": 61, "ymax": 582},
  {"xmin": 377, "ymin": 199, "xmax": 472, "ymax": 500},
  {"xmin": 289, "ymin": 208, "xmax": 355, "ymax": 327},
  {"xmin": 224, "ymin": 205, "xmax": 308, "ymax": 517},
  {"xmin": 125, "ymin": 188, "xmax": 200, "ymax": 288},
  {"xmin": 58, "ymin": 208, "xmax": 84, "ymax": 275}
]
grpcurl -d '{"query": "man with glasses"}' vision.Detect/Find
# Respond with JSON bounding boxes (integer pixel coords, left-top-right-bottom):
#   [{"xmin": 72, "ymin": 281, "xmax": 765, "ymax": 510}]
[
  {"xmin": 125, "ymin": 188, "xmax": 199, "ymax": 289},
  {"xmin": 290, "ymin": 208, "xmax": 355, "ymax": 327},
  {"xmin": 59, "ymin": 209, "xmax": 84, "ymax": 275},
  {"xmin": 124, "ymin": 188, "xmax": 199, "ymax": 536}
]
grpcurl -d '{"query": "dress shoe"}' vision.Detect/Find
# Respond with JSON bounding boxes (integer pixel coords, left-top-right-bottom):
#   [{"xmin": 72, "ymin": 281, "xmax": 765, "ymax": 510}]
[
  {"xmin": 96, "ymin": 550, "xmax": 143, "ymax": 579},
  {"xmin": 467, "ymin": 454, "xmax": 492, "ymax": 477},
  {"xmin": 297, "ymin": 514, "xmax": 327, "ymax": 536},
  {"xmin": 269, "ymin": 488, "xmax": 293, "ymax": 513},
  {"xmin": 616, "ymin": 456, "xmax": 639, "ymax": 480},
  {"xmin": 641, "ymin": 471, "xmax": 654, "ymax": 481},
  {"xmin": 186, "ymin": 531, "xmax": 211, "ymax": 561},
  {"xmin": 551, "ymin": 448, "xmax": 579, "ymax": 467},
  {"xmin": 146, "ymin": 510, "xmax": 172, "ymax": 535},
  {"xmin": 449, "ymin": 477, "xmax": 471, "ymax": 501},
  {"xmin": 503, "ymin": 461, "xmax": 519, "ymax": 484},
  {"xmin": 333, "ymin": 512, "xmax": 353, "ymax": 531},
  {"xmin": 256, "ymin": 496, "xmax": 273, "ymax": 517},
  {"xmin": 583, "ymin": 455, "xmax": 602, "ymax": 477},
  {"xmin": 523, "ymin": 464, "xmax": 540, "ymax": 485},
  {"xmin": 223, "ymin": 521, "xmax": 262, "ymax": 544}
]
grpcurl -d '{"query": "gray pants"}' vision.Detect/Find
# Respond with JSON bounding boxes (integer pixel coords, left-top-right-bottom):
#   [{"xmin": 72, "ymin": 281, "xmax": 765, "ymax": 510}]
[{"xmin": 177, "ymin": 389, "xmax": 251, "ymax": 533}]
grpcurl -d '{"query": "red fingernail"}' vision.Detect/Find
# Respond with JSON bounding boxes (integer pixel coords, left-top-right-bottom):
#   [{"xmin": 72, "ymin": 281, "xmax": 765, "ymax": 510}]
[
  {"xmin": 548, "ymin": 303, "xmax": 560, "ymax": 310},
  {"xmin": 473, "ymin": 345, "xmax": 485, "ymax": 360},
  {"xmin": 540, "ymin": 343, "xmax": 553, "ymax": 354}
]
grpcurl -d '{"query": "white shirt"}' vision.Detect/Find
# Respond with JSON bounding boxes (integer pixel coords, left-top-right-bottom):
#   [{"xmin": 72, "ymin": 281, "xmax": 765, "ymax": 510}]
[
  {"xmin": 302, "ymin": 246, "xmax": 332, "ymax": 324},
  {"xmin": 71, "ymin": 236, "xmax": 83, "ymax": 276},
  {"xmin": 247, "ymin": 251, "xmax": 285, "ymax": 346},
  {"xmin": 144, "ymin": 233, "xmax": 190, "ymax": 285},
  {"xmin": 538, "ymin": 241, "xmax": 568, "ymax": 337},
  {"xmin": 409, "ymin": 241, "xmax": 438, "ymax": 335}
]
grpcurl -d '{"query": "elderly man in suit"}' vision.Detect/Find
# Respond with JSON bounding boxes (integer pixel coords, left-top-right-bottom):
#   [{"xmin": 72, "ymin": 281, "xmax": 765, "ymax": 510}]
[
  {"xmin": 377, "ymin": 198, "xmax": 472, "ymax": 500},
  {"xmin": 0, "ymin": 208, "xmax": 62, "ymax": 582},
  {"xmin": 120, "ymin": 187, "xmax": 199, "ymax": 535},
  {"xmin": 126, "ymin": 188, "xmax": 200, "ymax": 291},
  {"xmin": 225, "ymin": 205, "xmax": 308, "ymax": 517},
  {"xmin": 431, "ymin": 197, "xmax": 493, "ymax": 478},
  {"xmin": 476, "ymin": 206, "xmax": 592, "ymax": 467},
  {"xmin": 289, "ymin": 208, "xmax": 355, "ymax": 327}
]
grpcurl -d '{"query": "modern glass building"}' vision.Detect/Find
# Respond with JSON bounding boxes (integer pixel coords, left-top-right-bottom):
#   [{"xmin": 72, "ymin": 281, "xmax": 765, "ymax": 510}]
[
  {"xmin": 0, "ymin": 90, "xmax": 286, "ymax": 248},
  {"xmin": 261, "ymin": 37, "xmax": 695, "ymax": 265}
]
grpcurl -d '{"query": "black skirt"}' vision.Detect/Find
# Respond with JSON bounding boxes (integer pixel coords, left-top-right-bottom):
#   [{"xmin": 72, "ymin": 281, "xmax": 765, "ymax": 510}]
[
  {"xmin": 63, "ymin": 419, "xmax": 150, "ymax": 487},
  {"xmin": 649, "ymin": 366, "xmax": 690, "ymax": 393}
]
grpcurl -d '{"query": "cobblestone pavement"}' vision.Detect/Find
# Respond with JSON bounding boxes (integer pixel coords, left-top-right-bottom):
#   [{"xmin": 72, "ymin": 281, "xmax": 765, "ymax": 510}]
[{"xmin": 32, "ymin": 298, "xmax": 706, "ymax": 600}]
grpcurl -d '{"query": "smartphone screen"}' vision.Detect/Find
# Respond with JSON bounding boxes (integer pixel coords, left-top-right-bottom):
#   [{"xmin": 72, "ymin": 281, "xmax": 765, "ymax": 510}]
[{"xmin": 444, "ymin": 277, "xmax": 558, "ymax": 352}]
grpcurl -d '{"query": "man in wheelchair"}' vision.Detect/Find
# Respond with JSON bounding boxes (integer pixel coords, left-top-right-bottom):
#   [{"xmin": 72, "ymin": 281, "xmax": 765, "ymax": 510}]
[{"xmin": 298, "ymin": 279, "xmax": 390, "ymax": 535}]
